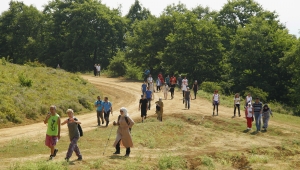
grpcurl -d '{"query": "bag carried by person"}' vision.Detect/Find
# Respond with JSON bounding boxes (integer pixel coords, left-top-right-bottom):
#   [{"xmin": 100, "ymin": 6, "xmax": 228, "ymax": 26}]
[{"xmin": 118, "ymin": 115, "xmax": 131, "ymax": 132}]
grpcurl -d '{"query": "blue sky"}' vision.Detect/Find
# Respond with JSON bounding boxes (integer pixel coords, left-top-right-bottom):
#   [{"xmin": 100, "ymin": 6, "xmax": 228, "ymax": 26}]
[{"xmin": 0, "ymin": 0, "xmax": 299, "ymax": 37}]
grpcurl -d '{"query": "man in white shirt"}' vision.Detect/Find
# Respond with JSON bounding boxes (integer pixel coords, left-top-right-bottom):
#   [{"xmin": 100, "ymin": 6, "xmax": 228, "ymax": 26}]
[
  {"xmin": 181, "ymin": 76, "xmax": 188, "ymax": 103},
  {"xmin": 96, "ymin": 64, "xmax": 101, "ymax": 77},
  {"xmin": 147, "ymin": 74, "xmax": 153, "ymax": 86}
]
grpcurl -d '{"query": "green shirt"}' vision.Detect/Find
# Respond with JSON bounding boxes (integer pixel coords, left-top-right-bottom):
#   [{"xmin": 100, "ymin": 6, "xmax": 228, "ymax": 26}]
[{"xmin": 46, "ymin": 114, "xmax": 60, "ymax": 136}]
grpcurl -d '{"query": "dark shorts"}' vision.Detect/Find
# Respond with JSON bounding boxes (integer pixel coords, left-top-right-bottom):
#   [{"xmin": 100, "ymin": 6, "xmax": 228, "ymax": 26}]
[
  {"xmin": 141, "ymin": 109, "xmax": 147, "ymax": 117},
  {"xmin": 213, "ymin": 101, "xmax": 219, "ymax": 105}
]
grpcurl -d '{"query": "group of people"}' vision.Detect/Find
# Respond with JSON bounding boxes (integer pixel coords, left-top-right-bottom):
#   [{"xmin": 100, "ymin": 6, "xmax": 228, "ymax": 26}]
[
  {"xmin": 93, "ymin": 64, "xmax": 101, "ymax": 76},
  {"xmin": 213, "ymin": 90, "xmax": 274, "ymax": 132}
]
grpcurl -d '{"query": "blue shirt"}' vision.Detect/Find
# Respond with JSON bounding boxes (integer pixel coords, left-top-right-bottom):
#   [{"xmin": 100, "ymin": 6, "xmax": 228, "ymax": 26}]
[
  {"xmin": 94, "ymin": 100, "xmax": 103, "ymax": 111},
  {"xmin": 144, "ymin": 70, "xmax": 150, "ymax": 76},
  {"xmin": 103, "ymin": 101, "xmax": 112, "ymax": 112},
  {"xmin": 145, "ymin": 90, "xmax": 152, "ymax": 99},
  {"xmin": 142, "ymin": 84, "xmax": 147, "ymax": 92}
]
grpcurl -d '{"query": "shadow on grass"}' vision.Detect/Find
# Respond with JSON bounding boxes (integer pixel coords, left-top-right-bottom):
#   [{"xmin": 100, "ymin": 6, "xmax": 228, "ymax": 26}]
[{"xmin": 109, "ymin": 155, "xmax": 128, "ymax": 160}]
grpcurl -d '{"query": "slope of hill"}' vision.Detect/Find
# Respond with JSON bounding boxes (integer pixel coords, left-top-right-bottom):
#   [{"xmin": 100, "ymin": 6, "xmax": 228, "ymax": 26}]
[
  {"xmin": 0, "ymin": 76, "xmax": 299, "ymax": 170},
  {"xmin": 0, "ymin": 63, "xmax": 100, "ymax": 128}
]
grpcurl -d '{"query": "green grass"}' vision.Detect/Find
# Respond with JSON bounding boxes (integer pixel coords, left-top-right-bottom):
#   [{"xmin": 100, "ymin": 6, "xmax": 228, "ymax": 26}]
[{"xmin": 0, "ymin": 63, "xmax": 100, "ymax": 128}]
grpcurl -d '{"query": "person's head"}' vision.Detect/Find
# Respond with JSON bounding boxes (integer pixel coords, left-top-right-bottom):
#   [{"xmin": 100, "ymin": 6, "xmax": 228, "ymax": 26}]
[
  {"xmin": 179, "ymin": 75, "xmax": 181, "ymax": 77},
  {"xmin": 66, "ymin": 109, "xmax": 74, "ymax": 118},
  {"xmin": 149, "ymin": 74, "xmax": 152, "ymax": 77},
  {"xmin": 97, "ymin": 96, "xmax": 101, "ymax": 100},
  {"xmin": 248, "ymin": 102, "xmax": 252, "ymax": 107},
  {"xmin": 255, "ymin": 97, "xmax": 260, "ymax": 103},
  {"xmin": 120, "ymin": 107, "xmax": 128, "ymax": 117},
  {"xmin": 263, "ymin": 104, "xmax": 269, "ymax": 109},
  {"xmin": 248, "ymin": 93, "xmax": 251, "ymax": 96},
  {"xmin": 235, "ymin": 93, "xmax": 239, "ymax": 98},
  {"xmin": 194, "ymin": 80, "xmax": 197, "ymax": 84},
  {"xmin": 214, "ymin": 90, "xmax": 218, "ymax": 94},
  {"xmin": 141, "ymin": 95, "xmax": 145, "ymax": 99},
  {"xmin": 104, "ymin": 97, "xmax": 108, "ymax": 102},
  {"xmin": 50, "ymin": 105, "xmax": 56, "ymax": 114},
  {"xmin": 97, "ymin": 64, "xmax": 100, "ymax": 66},
  {"xmin": 159, "ymin": 97, "xmax": 162, "ymax": 101},
  {"xmin": 147, "ymin": 86, "xmax": 150, "ymax": 90}
]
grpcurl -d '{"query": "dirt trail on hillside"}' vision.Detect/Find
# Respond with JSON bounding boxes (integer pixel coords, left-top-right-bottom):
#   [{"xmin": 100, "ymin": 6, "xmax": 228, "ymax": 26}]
[
  {"xmin": 0, "ymin": 75, "xmax": 299, "ymax": 144},
  {"xmin": 1, "ymin": 75, "xmax": 300, "ymax": 169}
]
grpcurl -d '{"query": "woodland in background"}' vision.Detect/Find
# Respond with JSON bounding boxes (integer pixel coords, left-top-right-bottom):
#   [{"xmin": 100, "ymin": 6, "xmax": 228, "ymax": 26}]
[{"xmin": 1, "ymin": 0, "xmax": 300, "ymax": 115}]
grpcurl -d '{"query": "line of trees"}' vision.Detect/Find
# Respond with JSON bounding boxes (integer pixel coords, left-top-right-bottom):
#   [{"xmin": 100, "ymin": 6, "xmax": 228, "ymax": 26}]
[{"xmin": 1, "ymin": 0, "xmax": 300, "ymax": 115}]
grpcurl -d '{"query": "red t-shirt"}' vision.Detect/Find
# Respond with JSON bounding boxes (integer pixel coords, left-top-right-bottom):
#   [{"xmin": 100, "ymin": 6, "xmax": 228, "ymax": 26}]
[{"xmin": 170, "ymin": 76, "xmax": 176, "ymax": 85}]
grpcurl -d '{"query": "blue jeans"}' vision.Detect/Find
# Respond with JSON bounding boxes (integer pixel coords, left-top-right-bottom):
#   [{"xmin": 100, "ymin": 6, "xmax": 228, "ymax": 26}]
[{"xmin": 254, "ymin": 112, "xmax": 262, "ymax": 131}]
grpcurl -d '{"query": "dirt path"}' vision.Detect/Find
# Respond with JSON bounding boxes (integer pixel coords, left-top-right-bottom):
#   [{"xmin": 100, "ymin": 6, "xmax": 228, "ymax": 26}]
[{"xmin": 0, "ymin": 75, "xmax": 299, "ymax": 145}]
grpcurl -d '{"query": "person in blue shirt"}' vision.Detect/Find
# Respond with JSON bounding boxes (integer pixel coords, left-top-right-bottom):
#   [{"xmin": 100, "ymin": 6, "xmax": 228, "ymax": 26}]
[
  {"xmin": 102, "ymin": 97, "xmax": 113, "ymax": 127},
  {"xmin": 94, "ymin": 96, "xmax": 104, "ymax": 126},
  {"xmin": 141, "ymin": 81, "xmax": 147, "ymax": 95},
  {"xmin": 144, "ymin": 69, "xmax": 150, "ymax": 81},
  {"xmin": 144, "ymin": 87, "xmax": 153, "ymax": 110}
]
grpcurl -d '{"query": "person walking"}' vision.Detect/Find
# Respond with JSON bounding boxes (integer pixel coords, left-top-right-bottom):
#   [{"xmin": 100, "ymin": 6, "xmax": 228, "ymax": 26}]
[
  {"xmin": 156, "ymin": 77, "xmax": 161, "ymax": 92},
  {"xmin": 170, "ymin": 75, "xmax": 176, "ymax": 99},
  {"xmin": 233, "ymin": 93, "xmax": 241, "ymax": 117},
  {"xmin": 155, "ymin": 97, "xmax": 164, "ymax": 121},
  {"xmin": 184, "ymin": 87, "xmax": 192, "ymax": 109},
  {"xmin": 177, "ymin": 75, "xmax": 182, "ymax": 91},
  {"xmin": 181, "ymin": 76, "xmax": 188, "ymax": 103},
  {"xmin": 165, "ymin": 75, "xmax": 170, "ymax": 87},
  {"xmin": 113, "ymin": 107, "xmax": 134, "ymax": 157},
  {"xmin": 252, "ymin": 97, "xmax": 263, "ymax": 132},
  {"xmin": 61, "ymin": 109, "xmax": 82, "ymax": 162},
  {"xmin": 102, "ymin": 97, "xmax": 113, "ymax": 127},
  {"xmin": 158, "ymin": 72, "xmax": 164, "ymax": 84},
  {"xmin": 95, "ymin": 96, "xmax": 104, "ymax": 126},
  {"xmin": 44, "ymin": 105, "xmax": 61, "ymax": 160},
  {"xmin": 212, "ymin": 90, "xmax": 220, "ymax": 116},
  {"xmin": 96, "ymin": 64, "xmax": 101, "ymax": 77},
  {"xmin": 141, "ymin": 81, "xmax": 147, "ymax": 95},
  {"xmin": 245, "ymin": 93, "xmax": 252, "ymax": 108},
  {"xmin": 144, "ymin": 69, "xmax": 150, "ymax": 81},
  {"xmin": 147, "ymin": 74, "xmax": 153, "ymax": 86},
  {"xmin": 139, "ymin": 95, "xmax": 148, "ymax": 122},
  {"xmin": 262, "ymin": 104, "xmax": 273, "ymax": 131},
  {"xmin": 93, "ymin": 64, "xmax": 97, "ymax": 76},
  {"xmin": 192, "ymin": 80, "xmax": 198, "ymax": 99},
  {"xmin": 245, "ymin": 102, "xmax": 253, "ymax": 130},
  {"xmin": 144, "ymin": 87, "xmax": 153, "ymax": 110},
  {"xmin": 162, "ymin": 83, "xmax": 169, "ymax": 100}
]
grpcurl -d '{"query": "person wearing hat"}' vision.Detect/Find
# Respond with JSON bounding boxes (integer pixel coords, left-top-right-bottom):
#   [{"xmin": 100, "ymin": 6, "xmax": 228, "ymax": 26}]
[
  {"xmin": 245, "ymin": 102, "xmax": 253, "ymax": 130},
  {"xmin": 184, "ymin": 87, "xmax": 192, "ymax": 109},
  {"xmin": 262, "ymin": 104, "xmax": 273, "ymax": 131},
  {"xmin": 252, "ymin": 97, "xmax": 263, "ymax": 132},
  {"xmin": 192, "ymin": 80, "xmax": 198, "ymax": 99},
  {"xmin": 113, "ymin": 107, "xmax": 134, "ymax": 157},
  {"xmin": 155, "ymin": 97, "xmax": 164, "ymax": 121},
  {"xmin": 139, "ymin": 94, "xmax": 148, "ymax": 123}
]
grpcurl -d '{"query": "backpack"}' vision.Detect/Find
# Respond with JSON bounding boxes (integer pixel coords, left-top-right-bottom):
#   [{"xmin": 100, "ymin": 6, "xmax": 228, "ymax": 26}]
[
  {"xmin": 118, "ymin": 115, "xmax": 131, "ymax": 132},
  {"xmin": 68, "ymin": 118, "xmax": 83, "ymax": 137}
]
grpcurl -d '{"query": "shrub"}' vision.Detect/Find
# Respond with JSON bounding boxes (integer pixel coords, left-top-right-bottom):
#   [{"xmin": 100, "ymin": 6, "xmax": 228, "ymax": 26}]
[
  {"xmin": 78, "ymin": 97, "xmax": 93, "ymax": 110},
  {"xmin": 107, "ymin": 52, "xmax": 126, "ymax": 77},
  {"xmin": 124, "ymin": 64, "xmax": 143, "ymax": 80},
  {"xmin": 18, "ymin": 74, "xmax": 33, "ymax": 87},
  {"xmin": 24, "ymin": 60, "xmax": 46, "ymax": 67},
  {"xmin": 200, "ymin": 81, "xmax": 222, "ymax": 93},
  {"xmin": 158, "ymin": 155, "xmax": 186, "ymax": 170},
  {"xmin": 244, "ymin": 86, "xmax": 268, "ymax": 102}
]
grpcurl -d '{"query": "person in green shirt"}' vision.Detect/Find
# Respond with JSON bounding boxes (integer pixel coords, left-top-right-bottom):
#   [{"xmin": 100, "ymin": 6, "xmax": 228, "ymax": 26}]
[{"xmin": 44, "ymin": 105, "xmax": 61, "ymax": 160}]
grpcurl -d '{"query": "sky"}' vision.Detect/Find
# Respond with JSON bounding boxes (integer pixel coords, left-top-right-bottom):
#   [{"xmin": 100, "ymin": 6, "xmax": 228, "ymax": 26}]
[{"xmin": 0, "ymin": 0, "xmax": 299, "ymax": 37}]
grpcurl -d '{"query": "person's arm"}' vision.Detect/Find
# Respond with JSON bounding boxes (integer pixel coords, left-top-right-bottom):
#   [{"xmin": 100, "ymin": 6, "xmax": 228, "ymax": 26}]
[
  {"xmin": 61, "ymin": 119, "xmax": 68, "ymax": 125},
  {"xmin": 44, "ymin": 113, "xmax": 51, "ymax": 124},
  {"xmin": 57, "ymin": 117, "xmax": 61, "ymax": 139},
  {"xmin": 110, "ymin": 105, "xmax": 113, "ymax": 115},
  {"xmin": 270, "ymin": 109, "xmax": 273, "ymax": 117},
  {"xmin": 218, "ymin": 95, "xmax": 220, "ymax": 104},
  {"xmin": 139, "ymin": 101, "xmax": 141, "ymax": 110}
]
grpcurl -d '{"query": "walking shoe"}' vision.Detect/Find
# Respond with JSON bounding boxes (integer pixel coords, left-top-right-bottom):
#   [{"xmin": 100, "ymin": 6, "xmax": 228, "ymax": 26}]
[
  {"xmin": 102, "ymin": 121, "xmax": 104, "ymax": 124},
  {"xmin": 212, "ymin": 112, "xmax": 214, "ymax": 116},
  {"xmin": 113, "ymin": 151, "xmax": 120, "ymax": 154},
  {"xmin": 65, "ymin": 157, "xmax": 69, "ymax": 162},
  {"xmin": 124, "ymin": 154, "xmax": 129, "ymax": 157},
  {"xmin": 239, "ymin": 114, "xmax": 241, "ymax": 117},
  {"xmin": 216, "ymin": 113, "xmax": 218, "ymax": 116},
  {"xmin": 77, "ymin": 156, "xmax": 82, "ymax": 161},
  {"xmin": 53, "ymin": 149, "xmax": 58, "ymax": 157},
  {"xmin": 49, "ymin": 155, "xmax": 54, "ymax": 160}
]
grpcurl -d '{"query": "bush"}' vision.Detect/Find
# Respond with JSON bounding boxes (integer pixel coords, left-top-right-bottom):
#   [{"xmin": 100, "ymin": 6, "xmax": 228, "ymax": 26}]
[
  {"xmin": 107, "ymin": 52, "xmax": 126, "ymax": 77},
  {"xmin": 24, "ymin": 60, "xmax": 46, "ymax": 67},
  {"xmin": 244, "ymin": 86, "xmax": 268, "ymax": 102},
  {"xmin": 18, "ymin": 74, "xmax": 33, "ymax": 87},
  {"xmin": 200, "ymin": 81, "xmax": 223, "ymax": 93},
  {"xmin": 158, "ymin": 155, "xmax": 186, "ymax": 170},
  {"xmin": 124, "ymin": 64, "xmax": 143, "ymax": 80}
]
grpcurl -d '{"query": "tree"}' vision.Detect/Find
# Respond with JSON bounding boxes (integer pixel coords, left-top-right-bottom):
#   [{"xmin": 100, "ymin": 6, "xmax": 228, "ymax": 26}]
[
  {"xmin": 126, "ymin": 0, "xmax": 151, "ymax": 25},
  {"xmin": 0, "ymin": 1, "xmax": 43, "ymax": 63}
]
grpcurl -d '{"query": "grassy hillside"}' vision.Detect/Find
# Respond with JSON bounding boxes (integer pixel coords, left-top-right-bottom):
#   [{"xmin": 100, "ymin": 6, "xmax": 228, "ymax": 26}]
[
  {"xmin": 2, "ymin": 114, "xmax": 300, "ymax": 170},
  {"xmin": 0, "ymin": 62, "xmax": 100, "ymax": 128}
]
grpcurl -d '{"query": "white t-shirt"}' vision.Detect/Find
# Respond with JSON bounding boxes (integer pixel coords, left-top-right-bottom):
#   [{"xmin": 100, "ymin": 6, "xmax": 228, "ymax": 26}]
[
  {"xmin": 147, "ymin": 77, "xmax": 153, "ymax": 83},
  {"xmin": 182, "ymin": 79, "xmax": 188, "ymax": 85},
  {"xmin": 149, "ymin": 83, "xmax": 154, "ymax": 92},
  {"xmin": 96, "ymin": 66, "xmax": 100, "ymax": 71},
  {"xmin": 247, "ymin": 107, "xmax": 253, "ymax": 117},
  {"xmin": 163, "ymin": 85, "xmax": 169, "ymax": 93},
  {"xmin": 234, "ymin": 97, "xmax": 240, "ymax": 104},
  {"xmin": 246, "ymin": 96, "xmax": 252, "ymax": 103},
  {"xmin": 213, "ymin": 94, "xmax": 219, "ymax": 101}
]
